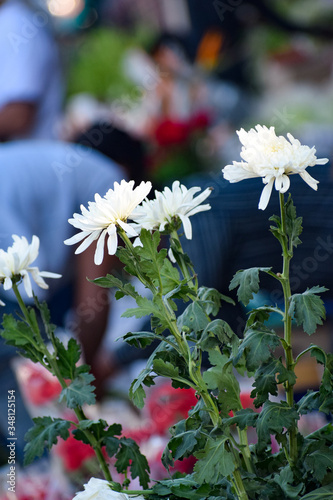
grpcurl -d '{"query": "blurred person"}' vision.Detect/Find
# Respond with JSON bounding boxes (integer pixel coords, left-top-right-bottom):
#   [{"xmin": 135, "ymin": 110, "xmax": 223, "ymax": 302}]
[
  {"xmin": 91, "ymin": 133, "xmax": 333, "ymax": 395},
  {"xmin": 0, "ymin": 139, "xmax": 125, "ymax": 462},
  {"xmin": 0, "ymin": 0, "xmax": 63, "ymax": 140},
  {"xmin": 75, "ymin": 123, "xmax": 147, "ymax": 186}
]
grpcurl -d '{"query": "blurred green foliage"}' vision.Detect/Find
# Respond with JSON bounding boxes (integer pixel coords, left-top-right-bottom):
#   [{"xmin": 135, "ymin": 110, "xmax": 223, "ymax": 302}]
[{"xmin": 66, "ymin": 27, "xmax": 154, "ymax": 101}]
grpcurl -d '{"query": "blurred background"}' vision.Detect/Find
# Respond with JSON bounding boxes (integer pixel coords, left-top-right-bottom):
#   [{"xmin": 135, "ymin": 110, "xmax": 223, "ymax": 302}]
[
  {"xmin": 37, "ymin": 0, "xmax": 333, "ymax": 182},
  {"xmin": 1, "ymin": 0, "xmax": 333, "ymax": 497}
]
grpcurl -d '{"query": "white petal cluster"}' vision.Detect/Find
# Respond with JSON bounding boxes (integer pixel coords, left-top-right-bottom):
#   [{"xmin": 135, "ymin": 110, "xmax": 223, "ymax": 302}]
[
  {"xmin": 72, "ymin": 478, "xmax": 145, "ymax": 500},
  {"xmin": 64, "ymin": 180, "xmax": 152, "ymax": 265},
  {"xmin": 222, "ymin": 125, "xmax": 328, "ymax": 210},
  {"xmin": 0, "ymin": 235, "xmax": 61, "ymax": 300},
  {"xmin": 131, "ymin": 180, "xmax": 212, "ymax": 240}
]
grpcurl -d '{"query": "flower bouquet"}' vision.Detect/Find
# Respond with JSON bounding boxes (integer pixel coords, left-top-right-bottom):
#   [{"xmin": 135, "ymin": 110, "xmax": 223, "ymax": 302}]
[{"xmin": 1, "ymin": 125, "xmax": 333, "ymax": 500}]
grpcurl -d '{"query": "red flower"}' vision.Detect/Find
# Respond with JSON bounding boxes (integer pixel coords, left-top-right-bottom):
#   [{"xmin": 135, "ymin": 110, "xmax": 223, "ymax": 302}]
[
  {"xmin": 147, "ymin": 382, "xmax": 197, "ymax": 435},
  {"xmin": 56, "ymin": 431, "xmax": 96, "ymax": 472},
  {"xmin": 154, "ymin": 119, "xmax": 191, "ymax": 146},
  {"xmin": 20, "ymin": 363, "xmax": 62, "ymax": 406}
]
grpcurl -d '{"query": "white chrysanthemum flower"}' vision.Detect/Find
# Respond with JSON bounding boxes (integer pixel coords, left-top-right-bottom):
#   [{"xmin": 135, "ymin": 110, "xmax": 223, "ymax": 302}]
[
  {"xmin": 64, "ymin": 180, "xmax": 152, "ymax": 265},
  {"xmin": 73, "ymin": 477, "xmax": 145, "ymax": 500},
  {"xmin": 222, "ymin": 125, "xmax": 328, "ymax": 210},
  {"xmin": 131, "ymin": 180, "xmax": 212, "ymax": 240},
  {"xmin": 0, "ymin": 235, "xmax": 61, "ymax": 299}
]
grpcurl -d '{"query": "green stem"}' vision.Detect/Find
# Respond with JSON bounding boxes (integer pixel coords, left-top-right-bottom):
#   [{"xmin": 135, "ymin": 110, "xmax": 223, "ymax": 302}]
[
  {"xmin": 237, "ymin": 427, "xmax": 255, "ymax": 474},
  {"xmin": 119, "ymin": 228, "xmax": 248, "ymax": 498},
  {"xmin": 170, "ymin": 230, "xmax": 197, "ymax": 290},
  {"xmin": 119, "ymin": 490, "xmax": 154, "ymax": 496},
  {"xmin": 12, "ymin": 283, "xmax": 112, "ymax": 482},
  {"xmin": 279, "ymin": 192, "xmax": 298, "ymax": 466}
]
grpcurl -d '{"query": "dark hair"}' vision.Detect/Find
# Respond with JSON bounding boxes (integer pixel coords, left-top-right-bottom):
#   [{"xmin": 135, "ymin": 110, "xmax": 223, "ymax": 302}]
[{"xmin": 75, "ymin": 123, "xmax": 147, "ymax": 184}]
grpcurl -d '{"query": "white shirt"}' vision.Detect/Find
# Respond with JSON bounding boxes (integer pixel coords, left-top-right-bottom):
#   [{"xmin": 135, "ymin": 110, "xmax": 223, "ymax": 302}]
[
  {"xmin": 0, "ymin": 140, "xmax": 125, "ymax": 301},
  {"xmin": 0, "ymin": 0, "xmax": 63, "ymax": 139}
]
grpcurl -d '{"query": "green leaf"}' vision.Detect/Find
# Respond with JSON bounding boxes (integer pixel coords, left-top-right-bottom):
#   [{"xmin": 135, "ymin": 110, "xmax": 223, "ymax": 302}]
[
  {"xmin": 54, "ymin": 337, "xmax": 81, "ymax": 379},
  {"xmin": 203, "ymin": 356, "xmax": 241, "ymax": 415},
  {"xmin": 59, "ymin": 373, "xmax": 96, "ymax": 408},
  {"xmin": 289, "ymin": 286, "xmax": 328, "ymax": 335},
  {"xmin": 91, "ymin": 274, "xmax": 138, "ymax": 300},
  {"xmin": 129, "ymin": 342, "xmax": 166, "ymax": 407},
  {"xmin": 122, "ymin": 330, "xmax": 159, "ymax": 349},
  {"xmin": 160, "ymin": 258, "xmax": 181, "ymax": 294},
  {"xmin": 153, "ymin": 358, "xmax": 180, "ymax": 379},
  {"xmin": 256, "ymin": 401, "xmax": 299, "ymax": 453},
  {"xmin": 273, "ymin": 465, "xmax": 303, "ymax": 498},
  {"xmin": 297, "ymin": 391, "xmax": 321, "ymax": 415},
  {"xmin": 197, "ymin": 287, "xmax": 229, "ymax": 316},
  {"xmin": 299, "ymin": 484, "xmax": 333, "ymax": 499},
  {"xmin": 229, "ymin": 267, "xmax": 271, "ymax": 306},
  {"xmin": 252, "ymin": 359, "xmax": 296, "ymax": 408},
  {"xmin": 177, "ymin": 301, "xmax": 209, "ymax": 334},
  {"xmin": 285, "ymin": 195, "xmax": 303, "ymax": 249},
  {"xmin": 122, "ymin": 295, "xmax": 168, "ymax": 334},
  {"xmin": 223, "ymin": 408, "xmax": 258, "ymax": 430},
  {"xmin": 166, "ymin": 429, "xmax": 199, "ymax": 461},
  {"xmin": 1, "ymin": 314, "xmax": 35, "ymax": 347},
  {"xmin": 304, "ymin": 447, "xmax": 333, "ymax": 482},
  {"xmin": 198, "ymin": 319, "xmax": 239, "ymax": 354},
  {"xmin": 24, "ymin": 417, "xmax": 71, "ymax": 465},
  {"xmin": 233, "ymin": 324, "xmax": 281, "ymax": 372},
  {"xmin": 193, "ymin": 436, "xmax": 235, "ymax": 483},
  {"xmin": 115, "ymin": 437, "xmax": 150, "ymax": 488}
]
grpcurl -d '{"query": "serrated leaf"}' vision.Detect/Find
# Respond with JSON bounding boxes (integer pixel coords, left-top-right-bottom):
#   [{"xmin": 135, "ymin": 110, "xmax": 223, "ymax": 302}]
[
  {"xmin": 129, "ymin": 342, "xmax": 166, "ymax": 407},
  {"xmin": 289, "ymin": 286, "xmax": 328, "ymax": 335},
  {"xmin": 54, "ymin": 337, "xmax": 81, "ymax": 379},
  {"xmin": 160, "ymin": 258, "xmax": 181, "ymax": 294},
  {"xmin": 229, "ymin": 267, "xmax": 271, "ymax": 306},
  {"xmin": 285, "ymin": 195, "xmax": 303, "ymax": 249},
  {"xmin": 256, "ymin": 401, "xmax": 299, "ymax": 453},
  {"xmin": 305, "ymin": 447, "xmax": 333, "ymax": 482},
  {"xmin": 24, "ymin": 417, "xmax": 71, "ymax": 465},
  {"xmin": 203, "ymin": 356, "xmax": 240, "ymax": 415},
  {"xmin": 297, "ymin": 391, "xmax": 321, "ymax": 415},
  {"xmin": 59, "ymin": 372, "xmax": 96, "ymax": 408},
  {"xmin": 223, "ymin": 408, "xmax": 258, "ymax": 430},
  {"xmin": 310, "ymin": 345, "xmax": 327, "ymax": 365},
  {"xmin": 153, "ymin": 358, "xmax": 180, "ymax": 378},
  {"xmin": 273, "ymin": 465, "xmax": 303, "ymax": 498},
  {"xmin": 177, "ymin": 301, "xmax": 209, "ymax": 334},
  {"xmin": 115, "ymin": 437, "xmax": 150, "ymax": 488},
  {"xmin": 193, "ymin": 436, "xmax": 235, "ymax": 482},
  {"xmin": 197, "ymin": 287, "xmax": 225, "ymax": 316},
  {"xmin": 252, "ymin": 359, "xmax": 296, "ymax": 408},
  {"xmin": 122, "ymin": 330, "xmax": 159, "ymax": 348},
  {"xmin": 299, "ymin": 484, "xmax": 333, "ymax": 499},
  {"xmin": 166, "ymin": 429, "xmax": 199, "ymax": 461},
  {"xmin": 233, "ymin": 324, "xmax": 281, "ymax": 372},
  {"xmin": 91, "ymin": 274, "xmax": 138, "ymax": 300},
  {"xmin": 1, "ymin": 314, "xmax": 35, "ymax": 346},
  {"xmin": 199, "ymin": 319, "xmax": 238, "ymax": 353},
  {"xmin": 246, "ymin": 306, "xmax": 283, "ymax": 329},
  {"xmin": 122, "ymin": 295, "xmax": 166, "ymax": 325}
]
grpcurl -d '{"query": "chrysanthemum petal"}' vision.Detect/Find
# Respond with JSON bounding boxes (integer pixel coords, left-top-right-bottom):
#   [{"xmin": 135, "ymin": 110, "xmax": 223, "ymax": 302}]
[
  {"xmin": 94, "ymin": 229, "xmax": 107, "ymax": 266},
  {"xmin": 258, "ymin": 178, "xmax": 274, "ymax": 210},
  {"xmin": 223, "ymin": 125, "xmax": 326, "ymax": 209},
  {"xmin": 75, "ymin": 230, "xmax": 101, "ymax": 255},
  {"xmin": 299, "ymin": 170, "xmax": 319, "ymax": 191}
]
